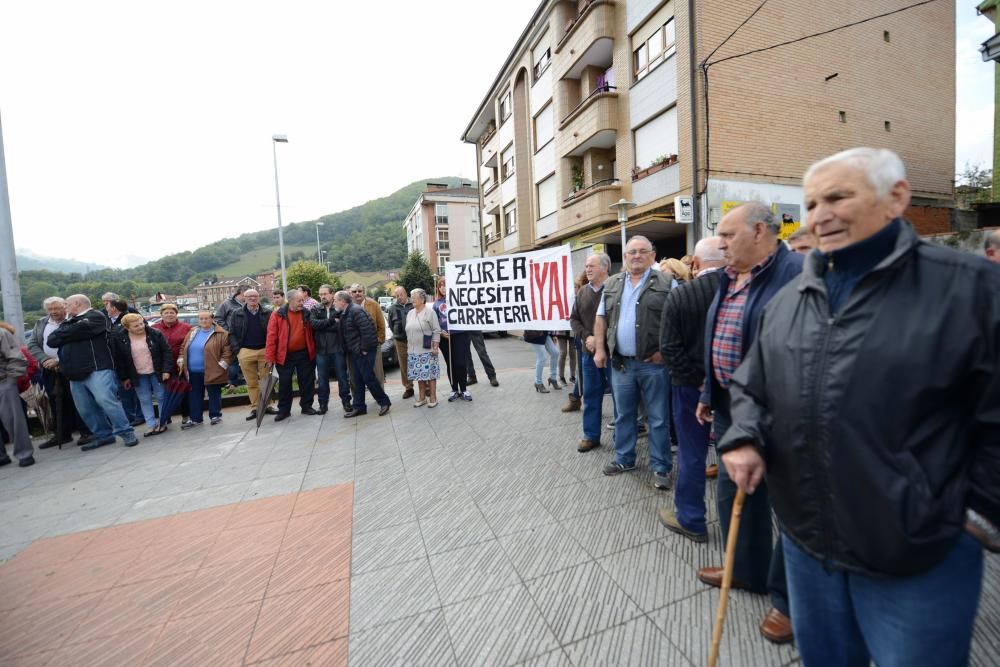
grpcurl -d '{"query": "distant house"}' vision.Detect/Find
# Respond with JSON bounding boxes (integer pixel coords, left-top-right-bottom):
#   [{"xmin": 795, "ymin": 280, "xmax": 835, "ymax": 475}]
[
  {"xmin": 256, "ymin": 271, "xmax": 276, "ymax": 294},
  {"xmin": 194, "ymin": 277, "xmax": 259, "ymax": 310}
]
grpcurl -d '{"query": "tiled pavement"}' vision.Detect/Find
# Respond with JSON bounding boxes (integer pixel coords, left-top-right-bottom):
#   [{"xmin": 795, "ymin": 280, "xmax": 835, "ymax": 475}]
[{"xmin": 1, "ymin": 339, "xmax": 998, "ymax": 666}]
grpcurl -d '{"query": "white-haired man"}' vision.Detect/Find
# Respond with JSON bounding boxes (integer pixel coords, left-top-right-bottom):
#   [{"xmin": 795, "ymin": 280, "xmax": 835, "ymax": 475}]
[
  {"xmin": 985, "ymin": 228, "xmax": 1000, "ymax": 264},
  {"xmin": 721, "ymin": 148, "xmax": 999, "ymax": 665},
  {"xmin": 47, "ymin": 295, "xmax": 138, "ymax": 450},
  {"xmin": 657, "ymin": 237, "xmax": 725, "ymax": 544},
  {"xmin": 28, "ymin": 297, "xmax": 92, "ymax": 448}
]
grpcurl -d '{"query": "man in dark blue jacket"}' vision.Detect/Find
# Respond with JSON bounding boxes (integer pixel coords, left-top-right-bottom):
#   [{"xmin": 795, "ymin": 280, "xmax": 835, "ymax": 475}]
[
  {"xmin": 693, "ymin": 202, "xmax": 803, "ymax": 644},
  {"xmin": 334, "ymin": 291, "xmax": 390, "ymax": 418},
  {"xmin": 47, "ymin": 294, "xmax": 138, "ymax": 450}
]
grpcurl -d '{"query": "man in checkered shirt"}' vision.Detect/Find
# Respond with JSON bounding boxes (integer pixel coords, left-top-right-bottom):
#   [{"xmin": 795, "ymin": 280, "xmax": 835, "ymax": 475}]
[{"xmin": 692, "ymin": 202, "xmax": 803, "ymax": 643}]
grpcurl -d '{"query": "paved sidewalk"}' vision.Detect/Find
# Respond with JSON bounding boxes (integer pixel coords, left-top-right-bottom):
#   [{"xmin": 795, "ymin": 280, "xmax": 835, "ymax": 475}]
[{"xmin": 1, "ymin": 339, "xmax": 997, "ymax": 665}]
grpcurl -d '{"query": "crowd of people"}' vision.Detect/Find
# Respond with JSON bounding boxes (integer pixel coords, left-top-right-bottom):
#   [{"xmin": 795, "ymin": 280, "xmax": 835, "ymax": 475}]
[
  {"xmin": 1, "ymin": 147, "xmax": 998, "ymax": 665},
  {"xmin": 0, "ymin": 273, "xmax": 505, "ymax": 466},
  {"xmin": 533, "ymin": 148, "xmax": 999, "ymax": 665}
]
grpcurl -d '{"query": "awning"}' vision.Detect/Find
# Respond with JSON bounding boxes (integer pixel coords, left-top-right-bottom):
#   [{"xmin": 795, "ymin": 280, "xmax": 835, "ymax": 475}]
[{"xmin": 576, "ymin": 213, "xmax": 687, "ymax": 244}]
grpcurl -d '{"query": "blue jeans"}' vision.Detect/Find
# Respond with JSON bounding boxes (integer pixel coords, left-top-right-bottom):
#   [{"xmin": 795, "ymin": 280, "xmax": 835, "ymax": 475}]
[
  {"xmin": 316, "ymin": 351, "xmax": 351, "ymax": 408},
  {"xmin": 351, "ymin": 351, "xmax": 390, "ymax": 411},
  {"xmin": 532, "ymin": 338, "xmax": 558, "ymax": 385},
  {"xmin": 783, "ymin": 533, "xmax": 982, "ymax": 667},
  {"xmin": 580, "ymin": 351, "xmax": 611, "ymax": 441},
  {"xmin": 69, "ymin": 369, "xmax": 135, "ymax": 441},
  {"xmin": 610, "ymin": 357, "xmax": 670, "ymax": 473},
  {"xmin": 120, "ymin": 384, "xmax": 143, "ymax": 422},
  {"xmin": 133, "ymin": 374, "xmax": 166, "ymax": 429},
  {"xmin": 188, "ymin": 371, "xmax": 222, "ymax": 422},
  {"xmin": 672, "ymin": 384, "xmax": 711, "ymax": 534}
]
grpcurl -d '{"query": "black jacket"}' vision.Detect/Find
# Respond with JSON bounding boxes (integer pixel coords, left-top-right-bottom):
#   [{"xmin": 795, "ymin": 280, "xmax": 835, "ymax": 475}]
[
  {"xmin": 45, "ymin": 309, "xmax": 116, "ymax": 381},
  {"xmin": 340, "ymin": 303, "xmax": 378, "ymax": 355},
  {"xmin": 309, "ymin": 305, "xmax": 345, "ymax": 354},
  {"xmin": 214, "ymin": 295, "xmax": 242, "ymax": 329},
  {"xmin": 660, "ymin": 269, "xmax": 723, "ymax": 386},
  {"xmin": 228, "ymin": 305, "xmax": 272, "ymax": 355},
  {"xmin": 721, "ymin": 223, "xmax": 1000, "ymax": 577},
  {"xmin": 110, "ymin": 325, "xmax": 174, "ymax": 384},
  {"xmin": 387, "ymin": 301, "xmax": 413, "ymax": 341},
  {"xmin": 701, "ymin": 243, "xmax": 804, "ymax": 407}
]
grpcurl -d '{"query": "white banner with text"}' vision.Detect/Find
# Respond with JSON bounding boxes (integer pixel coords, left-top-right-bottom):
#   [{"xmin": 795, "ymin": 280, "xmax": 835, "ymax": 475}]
[{"xmin": 444, "ymin": 245, "xmax": 575, "ymax": 331}]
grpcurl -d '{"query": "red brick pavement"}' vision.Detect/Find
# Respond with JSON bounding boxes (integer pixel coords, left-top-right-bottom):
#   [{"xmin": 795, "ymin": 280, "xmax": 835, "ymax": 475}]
[{"xmin": 0, "ymin": 483, "xmax": 353, "ymax": 666}]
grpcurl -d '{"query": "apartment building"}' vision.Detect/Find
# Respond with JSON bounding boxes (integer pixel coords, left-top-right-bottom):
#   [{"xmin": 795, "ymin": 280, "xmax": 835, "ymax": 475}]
[
  {"xmin": 462, "ymin": 0, "xmax": 955, "ymax": 262},
  {"xmin": 403, "ymin": 183, "xmax": 482, "ymax": 274},
  {"xmin": 193, "ymin": 276, "xmax": 259, "ymax": 311}
]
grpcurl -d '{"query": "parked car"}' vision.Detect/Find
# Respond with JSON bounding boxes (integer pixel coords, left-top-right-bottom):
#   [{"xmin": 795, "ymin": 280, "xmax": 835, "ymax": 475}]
[{"xmin": 378, "ymin": 296, "xmax": 393, "ymax": 313}]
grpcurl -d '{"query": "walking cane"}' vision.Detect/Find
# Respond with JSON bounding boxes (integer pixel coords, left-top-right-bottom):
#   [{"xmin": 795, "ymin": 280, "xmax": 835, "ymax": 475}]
[{"xmin": 708, "ymin": 487, "xmax": 747, "ymax": 667}]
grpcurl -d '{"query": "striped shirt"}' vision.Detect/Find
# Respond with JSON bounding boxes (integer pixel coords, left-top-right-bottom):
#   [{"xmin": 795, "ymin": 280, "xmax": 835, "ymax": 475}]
[{"xmin": 711, "ymin": 258, "xmax": 768, "ymax": 388}]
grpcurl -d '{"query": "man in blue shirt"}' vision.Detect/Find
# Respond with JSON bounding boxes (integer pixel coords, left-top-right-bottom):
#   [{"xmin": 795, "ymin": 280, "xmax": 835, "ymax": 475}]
[{"xmin": 593, "ymin": 236, "xmax": 672, "ymax": 486}]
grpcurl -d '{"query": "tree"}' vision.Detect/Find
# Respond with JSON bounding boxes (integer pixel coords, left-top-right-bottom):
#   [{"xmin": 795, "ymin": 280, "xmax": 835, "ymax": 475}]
[
  {"xmin": 956, "ymin": 163, "xmax": 993, "ymax": 206},
  {"xmin": 398, "ymin": 251, "xmax": 435, "ymax": 294},
  {"xmin": 284, "ymin": 260, "xmax": 338, "ymax": 297}
]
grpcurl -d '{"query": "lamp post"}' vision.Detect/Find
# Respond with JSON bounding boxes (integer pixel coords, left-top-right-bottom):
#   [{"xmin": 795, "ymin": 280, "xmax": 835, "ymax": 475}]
[
  {"xmin": 271, "ymin": 134, "xmax": 289, "ymax": 294},
  {"xmin": 315, "ymin": 221, "xmax": 324, "ymax": 264},
  {"xmin": 0, "ymin": 112, "xmax": 24, "ymax": 342},
  {"xmin": 609, "ymin": 197, "xmax": 636, "ymax": 256}
]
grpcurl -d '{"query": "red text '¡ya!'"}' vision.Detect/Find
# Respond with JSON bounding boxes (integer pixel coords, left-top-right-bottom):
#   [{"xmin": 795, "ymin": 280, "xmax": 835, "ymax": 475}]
[{"xmin": 529, "ymin": 256, "xmax": 570, "ymax": 321}]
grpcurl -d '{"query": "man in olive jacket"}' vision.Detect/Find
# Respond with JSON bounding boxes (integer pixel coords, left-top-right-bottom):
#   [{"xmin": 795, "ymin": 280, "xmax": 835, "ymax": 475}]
[
  {"xmin": 0, "ymin": 325, "xmax": 34, "ymax": 467},
  {"xmin": 722, "ymin": 148, "xmax": 1000, "ymax": 665},
  {"xmin": 593, "ymin": 235, "xmax": 672, "ymax": 485}
]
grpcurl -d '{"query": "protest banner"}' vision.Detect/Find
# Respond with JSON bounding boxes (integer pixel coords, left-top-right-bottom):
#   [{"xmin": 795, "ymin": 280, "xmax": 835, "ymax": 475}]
[{"xmin": 444, "ymin": 245, "xmax": 575, "ymax": 332}]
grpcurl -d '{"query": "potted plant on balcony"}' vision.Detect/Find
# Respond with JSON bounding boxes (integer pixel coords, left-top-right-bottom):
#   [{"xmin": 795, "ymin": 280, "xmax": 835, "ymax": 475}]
[{"xmin": 631, "ymin": 153, "xmax": 678, "ymax": 182}]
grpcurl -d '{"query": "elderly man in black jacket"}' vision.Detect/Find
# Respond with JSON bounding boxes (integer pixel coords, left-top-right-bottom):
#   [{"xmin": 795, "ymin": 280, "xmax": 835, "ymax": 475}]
[
  {"xmin": 387, "ymin": 286, "xmax": 414, "ymax": 399},
  {"xmin": 722, "ymin": 148, "xmax": 1000, "ymax": 666},
  {"xmin": 334, "ymin": 290, "xmax": 391, "ymax": 418},
  {"xmin": 47, "ymin": 294, "xmax": 138, "ymax": 450},
  {"xmin": 657, "ymin": 236, "xmax": 725, "ymax": 543},
  {"xmin": 311, "ymin": 284, "xmax": 352, "ymax": 414},
  {"xmin": 229, "ymin": 289, "xmax": 275, "ymax": 420}
]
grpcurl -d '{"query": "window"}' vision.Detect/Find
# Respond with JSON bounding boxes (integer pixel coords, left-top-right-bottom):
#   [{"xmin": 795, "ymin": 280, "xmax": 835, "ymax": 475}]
[
  {"xmin": 534, "ymin": 104, "xmax": 554, "ymax": 150},
  {"xmin": 435, "ymin": 203, "xmax": 448, "ymax": 226},
  {"xmin": 634, "ymin": 107, "xmax": 678, "ymax": 170},
  {"xmin": 438, "ymin": 254, "xmax": 449, "ymax": 273},
  {"xmin": 499, "ymin": 89, "xmax": 512, "ymax": 122},
  {"xmin": 634, "ymin": 18, "xmax": 676, "ymax": 81},
  {"xmin": 503, "ymin": 202, "xmax": 517, "ymax": 236},
  {"xmin": 501, "ymin": 145, "xmax": 515, "ymax": 180},
  {"xmin": 533, "ymin": 46, "xmax": 551, "ymax": 79},
  {"xmin": 537, "ymin": 175, "xmax": 557, "ymax": 219}
]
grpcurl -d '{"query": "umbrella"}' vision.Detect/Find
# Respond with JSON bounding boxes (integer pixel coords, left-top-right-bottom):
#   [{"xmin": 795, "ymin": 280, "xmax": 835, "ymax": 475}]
[
  {"xmin": 21, "ymin": 381, "xmax": 51, "ymax": 436},
  {"xmin": 256, "ymin": 366, "xmax": 279, "ymax": 434},
  {"xmin": 159, "ymin": 376, "xmax": 192, "ymax": 427}
]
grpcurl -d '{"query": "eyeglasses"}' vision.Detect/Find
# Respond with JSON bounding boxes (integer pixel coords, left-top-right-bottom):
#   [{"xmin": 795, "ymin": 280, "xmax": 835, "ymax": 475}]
[
  {"xmin": 624, "ymin": 249, "xmax": 654, "ymax": 257},
  {"xmin": 350, "ymin": 290, "xmax": 363, "ymax": 294}
]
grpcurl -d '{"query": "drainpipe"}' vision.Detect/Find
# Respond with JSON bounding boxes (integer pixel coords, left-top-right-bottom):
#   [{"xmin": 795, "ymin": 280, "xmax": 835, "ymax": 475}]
[{"xmin": 688, "ymin": 0, "xmax": 701, "ymax": 246}]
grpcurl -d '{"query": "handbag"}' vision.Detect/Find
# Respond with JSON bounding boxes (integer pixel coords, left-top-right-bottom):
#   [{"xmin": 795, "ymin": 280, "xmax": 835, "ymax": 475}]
[{"xmin": 416, "ymin": 310, "xmax": 434, "ymax": 349}]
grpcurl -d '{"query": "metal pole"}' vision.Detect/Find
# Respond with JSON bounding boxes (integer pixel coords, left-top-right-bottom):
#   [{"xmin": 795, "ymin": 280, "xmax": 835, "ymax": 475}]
[
  {"xmin": 619, "ymin": 220, "xmax": 627, "ymax": 255},
  {"xmin": 688, "ymin": 0, "xmax": 702, "ymax": 244},
  {"xmin": 0, "ymin": 112, "xmax": 25, "ymax": 343},
  {"xmin": 272, "ymin": 139, "xmax": 288, "ymax": 294},
  {"xmin": 315, "ymin": 223, "xmax": 322, "ymax": 264}
]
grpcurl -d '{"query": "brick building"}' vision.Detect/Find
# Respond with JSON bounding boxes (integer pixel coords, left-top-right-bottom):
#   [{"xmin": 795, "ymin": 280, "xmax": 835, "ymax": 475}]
[
  {"xmin": 193, "ymin": 277, "xmax": 260, "ymax": 311},
  {"xmin": 403, "ymin": 183, "xmax": 482, "ymax": 274},
  {"xmin": 462, "ymin": 0, "xmax": 956, "ymax": 263}
]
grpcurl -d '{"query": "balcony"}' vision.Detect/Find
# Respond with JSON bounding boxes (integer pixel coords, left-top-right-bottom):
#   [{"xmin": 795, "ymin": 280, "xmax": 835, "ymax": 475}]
[
  {"xmin": 436, "ymin": 242, "xmax": 451, "ymax": 252},
  {"xmin": 555, "ymin": 91, "xmax": 619, "ymax": 158},
  {"xmin": 556, "ymin": 1, "xmax": 616, "ymax": 56},
  {"xmin": 560, "ymin": 178, "xmax": 622, "ymax": 230}
]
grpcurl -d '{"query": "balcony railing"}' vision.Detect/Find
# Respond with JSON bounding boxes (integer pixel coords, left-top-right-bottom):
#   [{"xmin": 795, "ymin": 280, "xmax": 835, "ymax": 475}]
[
  {"xmin": 556, "ymin": 0, "xmax": 613, "ymax": 54},
  {"xmin": 479, "ymin": 125, "xmax": 497, "ymax": 147},
  {"xmin": 563, "ymin": 178, "xmax": 621, "ymax": 204},
  {"xmin": 560, "ymin": 85, "xmax": 617, "ymax": 129}
]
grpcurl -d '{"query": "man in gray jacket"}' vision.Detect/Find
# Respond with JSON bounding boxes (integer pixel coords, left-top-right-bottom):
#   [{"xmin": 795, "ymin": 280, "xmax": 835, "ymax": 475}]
[{"xmin": 0, "ymin": 325, "xmax": 34, "ymax": 467}]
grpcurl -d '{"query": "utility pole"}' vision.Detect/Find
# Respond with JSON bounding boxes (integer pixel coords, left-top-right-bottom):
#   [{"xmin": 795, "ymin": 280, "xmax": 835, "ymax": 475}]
[{"xmin": 0, "ymin": 111, "xmax": 25, "ymax": 343}]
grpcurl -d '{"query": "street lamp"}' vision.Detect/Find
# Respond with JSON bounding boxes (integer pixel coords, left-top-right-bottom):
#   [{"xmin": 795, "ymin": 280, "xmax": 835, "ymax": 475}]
[
  {"xmin": 315, "ymin": 221, "xmax": 324, "ymax": 264},
  {"xmin": 271, "ymin": 134, "xmax": 289, "ymax": 294},
  {"xmin": 609, "ymin": 197, "xmax": 636, "ymax": 255}
]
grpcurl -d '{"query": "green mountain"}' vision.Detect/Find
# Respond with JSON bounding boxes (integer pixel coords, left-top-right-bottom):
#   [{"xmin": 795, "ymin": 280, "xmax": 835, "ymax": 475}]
[
  {"xmin": 82, "ymin": 176, "xmax": 471, "ymax": 285},
  {"xmin": 16, "ymin": 253, "xmax": 108, "ymax": 275}
]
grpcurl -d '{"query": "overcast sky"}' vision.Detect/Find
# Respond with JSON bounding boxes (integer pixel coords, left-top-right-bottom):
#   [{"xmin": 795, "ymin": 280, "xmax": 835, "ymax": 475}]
[{"xmin": 0, "ymin": 1, "xmax": 994, "ymax": 269}]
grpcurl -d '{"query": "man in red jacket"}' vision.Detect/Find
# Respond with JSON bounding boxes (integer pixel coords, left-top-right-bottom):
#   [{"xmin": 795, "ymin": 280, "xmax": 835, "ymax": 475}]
[{"xmin": 265, "ymin": 289, "xmax": 317, "ymax": 422}]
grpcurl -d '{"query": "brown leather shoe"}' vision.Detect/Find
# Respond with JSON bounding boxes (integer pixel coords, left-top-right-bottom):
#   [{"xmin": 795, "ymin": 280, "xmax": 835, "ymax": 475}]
[
  {"xmin": 561, "ymin": 396, "xmax": 581, "ymax": 412},
  {"xmin": 577, "ymin": 438, "xmax": 600, "ymax": 453},
  {"xmin": 697, "ymin": 566, "xmax": 751, "ymax": 591},
  {"xmin": 760, "ymin": 607, "xmax": 793, "ymax": 644},
  {"xmin": 706, "ymin": 464, "xmax": 719, "ymax": 479}
]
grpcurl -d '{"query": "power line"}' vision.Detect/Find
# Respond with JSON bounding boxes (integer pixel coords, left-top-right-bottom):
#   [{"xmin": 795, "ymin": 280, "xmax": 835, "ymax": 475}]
[
  {"xmin": 706, "ymin": 0, "xmax": 939, "ymax": 68},
  {"xmin": 701, "ymin": 0, "xmax": 771, "ymax": 66}
]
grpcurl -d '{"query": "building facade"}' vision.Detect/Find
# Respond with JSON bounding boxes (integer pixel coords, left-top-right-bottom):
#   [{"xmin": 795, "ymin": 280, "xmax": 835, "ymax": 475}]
[
  {"xmin": 462, "ymin": 0, "xmax": 955, "ymax": 263},
  {"xmin": 403, "ymin": 183, "xmax": 482, "ymax": 275},
  {"xmin": 193, "ymin": 277, "xmax": 259, "ymax": 311}
]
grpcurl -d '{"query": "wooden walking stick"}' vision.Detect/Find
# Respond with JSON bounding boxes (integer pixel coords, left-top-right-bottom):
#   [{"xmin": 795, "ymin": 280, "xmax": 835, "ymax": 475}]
[{"xmin": 708, "ymin": 487, "xmax": 747, "ymax": 667}]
